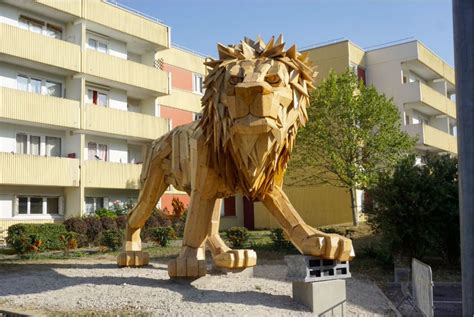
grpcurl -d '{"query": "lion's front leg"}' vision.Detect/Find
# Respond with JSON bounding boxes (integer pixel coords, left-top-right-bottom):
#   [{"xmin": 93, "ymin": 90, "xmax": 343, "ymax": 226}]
[
  {"xmin": 261, "ymin": 186, "xmax": 354, "ymax": 261},
  {"xmin": 206, "ymin": 199, "xmax": 257, "ymax": 269}
]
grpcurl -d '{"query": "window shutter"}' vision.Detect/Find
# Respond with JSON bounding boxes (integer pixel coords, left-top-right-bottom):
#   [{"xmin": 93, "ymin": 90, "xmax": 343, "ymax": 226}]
[
  {"xmin": 224, "ymin": 196, "xmax": 236, "ymax": 217},
  {"xmin": 58, "ymin": 196, "xmax": 65, "ymax": 216},
  {"xmin": 103, "ymin": 197, "xmax": 109, "ymax": 209},
  {"xmin": 13, "ymin": 196, "xmax": 19, "ymax": 217}
]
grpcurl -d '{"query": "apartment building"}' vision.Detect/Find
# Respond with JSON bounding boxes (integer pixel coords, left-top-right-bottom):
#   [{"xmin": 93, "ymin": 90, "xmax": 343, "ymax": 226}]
[
  {"xmin": 0, "ymin": 0, "xmax": 206, "ymax": 230},
  {"xmin": 253, "ymin": 39, "xmax": 456, "ymax": 229}
]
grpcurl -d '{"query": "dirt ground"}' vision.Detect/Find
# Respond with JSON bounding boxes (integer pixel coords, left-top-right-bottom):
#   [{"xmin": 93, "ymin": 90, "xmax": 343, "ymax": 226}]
[{"xmin": 0, "ymin": 256, "xmax": 396, "ymax": 316}]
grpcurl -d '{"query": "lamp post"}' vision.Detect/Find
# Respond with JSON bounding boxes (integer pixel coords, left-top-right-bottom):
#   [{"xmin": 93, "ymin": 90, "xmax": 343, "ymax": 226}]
[{"xmin": 453, "ymin": 0, "xmax": 474, "ymax": 315}]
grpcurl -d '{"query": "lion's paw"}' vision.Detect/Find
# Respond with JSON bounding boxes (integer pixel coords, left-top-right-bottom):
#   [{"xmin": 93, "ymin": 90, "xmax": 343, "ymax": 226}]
[
  {"xmin": 213, "ymin": 249, "xmax": 257, "ymax": 269},
  {"xmin": 302, "ymin": 234, "xmax": 354, "ymax": 262},
  {"xmin": 117, "ymin": 251, "xmax": 149, "ymax": 267},
  {"xmin": 168, "ymin": 257, "xmax": 207, "ymax": 278}
]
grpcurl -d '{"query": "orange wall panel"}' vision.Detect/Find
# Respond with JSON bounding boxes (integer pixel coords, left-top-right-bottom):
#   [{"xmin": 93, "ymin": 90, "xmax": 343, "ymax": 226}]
[
  {"xmin": 160, "ymin": 105, "xmax": 193, "ymax": 129},
  {"xmin": 161, "ymin": 193, "xmax": 190, "ymax": 212},
  {"xmin": 163, "ymin": 64, "xmax": 193, "ymax": 91}
]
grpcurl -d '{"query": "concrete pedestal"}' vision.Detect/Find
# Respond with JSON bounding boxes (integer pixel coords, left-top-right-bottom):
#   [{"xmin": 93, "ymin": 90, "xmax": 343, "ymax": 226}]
[{"xmin": 292, "ymin": 279, "xmax": 347, "ymax": 316}]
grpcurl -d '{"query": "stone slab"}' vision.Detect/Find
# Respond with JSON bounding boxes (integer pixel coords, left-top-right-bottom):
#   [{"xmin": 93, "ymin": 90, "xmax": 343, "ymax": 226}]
[{"xmin": 292, "ymin": 279, "xmax": 346, "ymax": 316}]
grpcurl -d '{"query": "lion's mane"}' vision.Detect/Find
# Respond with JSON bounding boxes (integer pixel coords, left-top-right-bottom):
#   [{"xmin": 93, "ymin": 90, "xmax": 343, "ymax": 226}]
[{"xmin": 198, "ymin": 35, "xmax": 316, "ymax": 199}]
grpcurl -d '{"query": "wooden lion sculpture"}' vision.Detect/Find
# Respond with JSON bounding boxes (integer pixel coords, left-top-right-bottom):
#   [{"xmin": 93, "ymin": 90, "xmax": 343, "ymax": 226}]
[{"xmin": 117, "ymin": 35, "xmax": 354, "ymax": 277}]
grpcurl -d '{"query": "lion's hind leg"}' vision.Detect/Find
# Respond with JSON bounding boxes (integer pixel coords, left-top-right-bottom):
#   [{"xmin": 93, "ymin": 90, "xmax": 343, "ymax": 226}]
[
  {"xmin": 117, "ymin": 139, "xmax": 171, "ymax": 267},
  {"xmin": 206, "ymin": 199, "xmax": 257, "ymax": 270}
]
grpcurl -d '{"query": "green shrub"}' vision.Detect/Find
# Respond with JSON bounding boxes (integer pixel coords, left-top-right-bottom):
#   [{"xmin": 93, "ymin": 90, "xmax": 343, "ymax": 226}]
[
  {"xmin": 366, "ymin": 154, "xmax": 459, "ymax": 262},
  {"xmin": 83, "ymin": 216, "xmax": 103, "ymax": 244},
  {"xmin": 171, "ymin": 211, "xmax": 187, "ymax": 238},
  {"xmin": 7, "ymin": 224, "xmax": 68, "ymax": 254},
  {"xmin": 319, "ymin": 227, "xmax": 344, "ymax": 235},
  {"xmin": 150, "ymin": 227, "xmax": 175, "ymax": 247},
  {"xmin": 101, "ymin": 216, "xmax": 118, "ymax": 231},
  {"xmin": 225, "ymin": 227, "xmax": 249, "ymax": 248},
  {"xmin": 95, "ymin": 208, "xmax": 116, "ymax": 218},
  {"xmin": 269, "ymin": 228, "xmax": 293, "ymax": 250},
  {"xmin": 115, "ymin": 215, "xmax": 128, "ymax": 230},
  {"xmin": 64, "ymin": 217, "xmax": 87, "ymax": 235},
  {"xmin": 100, "ymin": 230, "xmax": 123, "ymax": 251},
  {"xmin": 141, "ymin": 208, "xmax": 172, "ymax": 242}
]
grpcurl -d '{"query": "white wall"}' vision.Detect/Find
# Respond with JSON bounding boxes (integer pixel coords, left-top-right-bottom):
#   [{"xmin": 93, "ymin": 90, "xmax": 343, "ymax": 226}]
[
  {"xmin": 0, "ymin": 194, "xmax": 13, "ymax": 218},
  {"xmin": 109, "ymin": 88, "xmax": 127, "ymax": 110},
  {"xmin": 0, "ymin": 122, "xmax": 67, "ymax": 156},
  {"xmin": 84, "ymin": 135, "xmax": 128, "ymax": 163},
  {"xmin": 63, "ymin": 133, "xmax": 81, "ymax": 159},
  {"xmin": 0, "ymin": 62, "xmax": 66, "ymax": 95},
  {"xmin": 0, "ymin": 3, "xmax": 19, "ymax": 27},
  {"xmin": 108, "ymin": 38, "xmax": 127, "ymax": 60}
]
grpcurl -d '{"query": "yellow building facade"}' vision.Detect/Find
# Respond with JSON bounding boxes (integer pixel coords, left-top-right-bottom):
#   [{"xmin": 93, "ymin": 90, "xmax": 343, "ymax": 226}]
[
  {"xmin": 252, "ymin": 39, "xmax": 456, "ymax": 229},
  {"xmin": 0, "ymin": 0, "xmax": 205, "ymax": 233}
]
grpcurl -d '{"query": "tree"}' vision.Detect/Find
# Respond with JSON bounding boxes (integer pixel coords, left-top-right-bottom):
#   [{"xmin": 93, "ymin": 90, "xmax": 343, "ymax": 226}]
[
  {"xmin": 366, "ymin": 155, "xmax": 459, "ymax": 262},
  {"xmin": 287, "ymin": 70, "xmax": 415, "ymax": 224}
]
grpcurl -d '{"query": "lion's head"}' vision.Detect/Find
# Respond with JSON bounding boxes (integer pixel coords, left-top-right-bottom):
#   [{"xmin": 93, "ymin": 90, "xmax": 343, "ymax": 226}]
[{"xmin": 199, "ymin": 35, "xmax": 316, "ymax": 199}]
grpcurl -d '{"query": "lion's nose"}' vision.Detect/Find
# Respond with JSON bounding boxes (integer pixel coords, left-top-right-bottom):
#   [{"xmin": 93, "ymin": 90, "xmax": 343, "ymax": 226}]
[{"xmin": 235, "ymin": 82, "xmax": 272, "ymax": 105}]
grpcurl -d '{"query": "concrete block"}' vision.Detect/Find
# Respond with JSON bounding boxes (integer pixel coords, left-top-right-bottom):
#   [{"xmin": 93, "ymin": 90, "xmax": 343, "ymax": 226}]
[
  {"xmin": 292, "ymin": 279, "xmax": 346, "ymax": 316},
  {"xmin": 286, "ymin": 255, "xmax": 351, "ymax": 282}
]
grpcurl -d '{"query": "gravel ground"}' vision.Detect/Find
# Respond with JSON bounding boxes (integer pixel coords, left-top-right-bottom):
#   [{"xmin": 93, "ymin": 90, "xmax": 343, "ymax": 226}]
[{"xmin": 0, "ymin": 259, "xmax": 395, "ymax": 316}]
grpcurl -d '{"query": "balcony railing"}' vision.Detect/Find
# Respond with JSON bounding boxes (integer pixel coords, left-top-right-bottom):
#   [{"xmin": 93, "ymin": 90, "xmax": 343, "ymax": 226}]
[
  {"xmin": 401, "ymin": 81, "xmax": 456, "ymax": 118},
  {"xmin": 405, "ymin": 123, "xmax": 457, "ymax": 154},
  {"xmin": 84, "ymin": 50, "xmax": 168, "ymax": 94},
  {"xmin": 0, "ymin": 153, "xmax": 80, "ymax": 187},
  {"xmin": 83, "ymin": 104, "xmax": 169, "ymax": 140},
  {"xmin": 0, "ymin": 23, "xmax": 81, "ymax": 72},
  {"xmin": 0, "ymin": 87, "xmax": 80, "ymax": 129},
  {"xmin": 83, "ymin": 160, "xmax": 142, "ymax": 189},
  {"xmin": 158, "ymin": 88, "xmax": 203, "ymax": 113}
]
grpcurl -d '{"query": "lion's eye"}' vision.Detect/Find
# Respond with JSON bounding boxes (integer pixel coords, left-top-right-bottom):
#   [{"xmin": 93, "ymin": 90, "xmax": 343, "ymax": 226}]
[
  {"xmin": 265, "ymin": 74, "xmax": 281, "ymax": 85},
  {"xmin": 229, "ymin": 75, "xmax": 242, "ymax": 85}
]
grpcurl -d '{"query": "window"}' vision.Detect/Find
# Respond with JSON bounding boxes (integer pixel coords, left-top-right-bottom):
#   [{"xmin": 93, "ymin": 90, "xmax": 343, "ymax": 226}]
[
  {"xmin": 30, "ymin": 136, "xmax": 40, "ymax": 155},
  {"xmin": 405, "ymin": 114, "xmax": 410, "ymax": 125},
  {"xmin": 192, "ymin": 73, "xmax": 204, "ymax": 94},
  {"xmin": 46, "ymin": 136, "xmax": 61, "ymax": 157},
  {"xmin": 87, "ymin": 142, "xmax": 108, "ymax": 161},
  {"xmin": 221, "ymin": 197, "xmax": 236, "ymax": 217},
  {"xmin": 16, "ymin": 133, "xmax": 27, "ymax": 154},
  {"xmin": 193, "ymin": 113, "xmax": 202, "ymax": 121},
  {"xmin": 30, "ymin": 197, "xmax": 43, "ymax": 214},
  {"xmin": 87, "ymin": 88, "xmax": 108, "ymax": 107},
  {"xmin": 15, "ymin": 196, "xmax": 62, "ymax": 216},
  {"xmin": 85, "ymin": 197, "xmax": 105, "ymax": 214},
  {"xmin": 45, "ymin": 81, "xmax": 62, "ymax": 97},
  {"xmin": 17, "ymin": 75, "xmax": 28, "ymax": 91},
  {"xmin": 17, "ymin": 74, "xmax": 62, "ymax": 97},
  {"xmin": 19, "ymin": 15, "xmax": 62, "ymax": 39},
  {"xmin": 47, "ymin": 197, "xmax": 59, "ymax": 214},
  {"xmin": 87, "ymin": 36, "xmax": 108, "ymax": 53}
]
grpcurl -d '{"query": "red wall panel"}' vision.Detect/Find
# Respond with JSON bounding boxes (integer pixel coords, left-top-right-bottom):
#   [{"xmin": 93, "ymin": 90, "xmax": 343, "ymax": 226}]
[
  {"xmin": 160, "ymin": 105, "xmax": 193, "ymax": 129},
  {"xmin": 163, "ymin": 64, "xmax": 193, "ymax": 91},
  {"xmin": 160, "ymin": 193, "xmax": 190, "ymax": 212}
]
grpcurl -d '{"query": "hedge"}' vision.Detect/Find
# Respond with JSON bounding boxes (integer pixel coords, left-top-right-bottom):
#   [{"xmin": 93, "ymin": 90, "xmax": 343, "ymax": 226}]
[{"xmin": 6, "ymin": 223, "xmax": 69, "ymax": 253}]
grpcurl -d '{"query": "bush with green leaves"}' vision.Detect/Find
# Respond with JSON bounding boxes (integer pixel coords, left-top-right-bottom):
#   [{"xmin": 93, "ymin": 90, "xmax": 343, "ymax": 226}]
[
  {"xmin": 94, "ymin": 208, "xmax": 117, "ymax": 219},
  {"xmin": 150, "ymin": 227, "xmax": 175, "ymax": 247},
  {"xmin": 366, "ymin": 154, "xmax": 459, "ymax": 262},
  {"xmin": 7, "ymin": 223, "xmax": 69, "ymax": 254},
  {"xmin": 141, "ymin": 208, "xmax": 172, "ymax": 241},
  {"xmin": 100, "ymin": 229, "xmax": 123, "ymax": 251},
  {"xmin": 225, "ymin": 227, "xmax": 249, "ymax": 248},
  {"xmin": 269, "ymin": 228, "xmax": 291, "ymax": 250}
]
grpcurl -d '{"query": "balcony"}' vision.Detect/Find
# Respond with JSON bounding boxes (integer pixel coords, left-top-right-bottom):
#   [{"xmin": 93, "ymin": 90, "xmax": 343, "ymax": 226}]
[
  {"xmin": 83, "ymin": 160, "xmax": 142, "ymax": 189},
  {"xmin": 0, "ymin": 153, "xmax": 80, "ymax": 187},
  {"xmin": 83, "ymin": 50, "xmax": 168, "ymax": 95},
  {"xmin": 417, "ymin": 43, "xmax": 455, "ymax": 86},
  {"xmin": 158, "ymin": 88, "xmax": 203, "ymax": 113},
  {"xmin": 0, "ymin": 24, "xmax": 80, "ymax": 72},
  {"xmin": 0, "ymin": 87, "xmax": 80, "ymax": 129},
  {"xmin": 83, "ymin": 104, "xmax": 169, "ymax": 140},
  {"xmin": 33, "ymin": 0, "xmax": 82, "ymax": 17},
  {"xmin": 401, "ymin": 82, "xmax": 456, "ymax": 118},
  {"xmin": 83, "ymin": 0, "xmax": 169, "ymax": 48},
  {"xmin": 406, "ymin": 123, "xmax": 457, "ymax": 154}
]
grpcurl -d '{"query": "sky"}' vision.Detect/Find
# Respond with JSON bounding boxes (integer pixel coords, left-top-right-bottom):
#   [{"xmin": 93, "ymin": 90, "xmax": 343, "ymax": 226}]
[{"xmin": 116, "ymin": 0, "xmax": 454, "ymax": 66}]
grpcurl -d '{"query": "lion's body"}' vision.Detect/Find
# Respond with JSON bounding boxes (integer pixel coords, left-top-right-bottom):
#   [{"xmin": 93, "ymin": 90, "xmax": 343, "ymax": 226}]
[{"xmin": 117, "ymin": 36, "xmax": 354, "ymax": 277}]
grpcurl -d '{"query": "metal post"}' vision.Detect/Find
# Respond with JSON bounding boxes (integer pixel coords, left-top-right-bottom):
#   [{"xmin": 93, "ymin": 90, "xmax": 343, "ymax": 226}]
[{"xmin": 453, "ymin": 1, "xmax": 474, "ymax": 315}]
